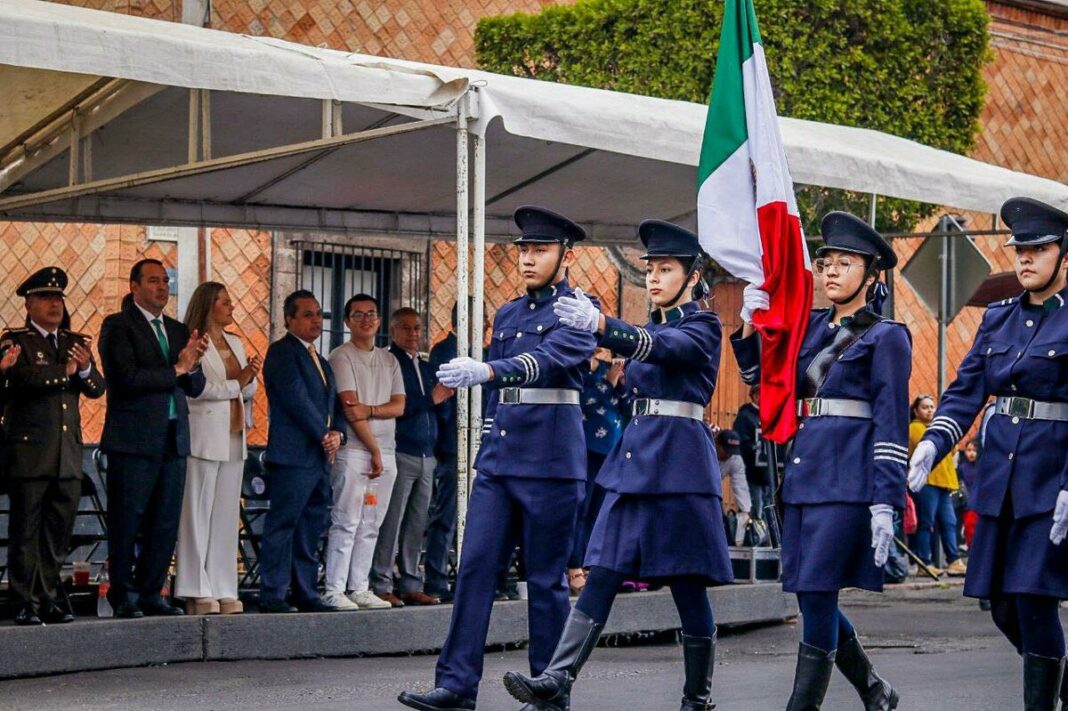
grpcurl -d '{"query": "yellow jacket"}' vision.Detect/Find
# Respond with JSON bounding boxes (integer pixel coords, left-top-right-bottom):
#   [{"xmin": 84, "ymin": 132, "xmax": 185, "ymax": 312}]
[{"xmin": 909, "ymin": 420, "xmax": 959, "ymax": 490}]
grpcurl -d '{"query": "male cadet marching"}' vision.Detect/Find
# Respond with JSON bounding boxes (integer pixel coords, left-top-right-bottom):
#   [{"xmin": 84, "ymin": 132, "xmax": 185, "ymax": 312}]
[
  {"xmin": 398, "ymin": 206, "xmax": 599, "ymax": 711},
  {"xmin": 1, "ymin": 267, "xmax": 105, "ymax": 625}
]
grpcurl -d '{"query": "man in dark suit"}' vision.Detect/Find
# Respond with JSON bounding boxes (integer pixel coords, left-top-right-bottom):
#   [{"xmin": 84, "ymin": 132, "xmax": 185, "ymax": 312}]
[
  {"xmin": 259, "ymin": 289, "xmax": 346, "ymax": 613},
  {"xmin": 1, "ymin": 267, "xmax": 106, "ymax": 625},
  {"xmin": 98, "ymin": 259, "xmax": 207, "ymax": 618}
]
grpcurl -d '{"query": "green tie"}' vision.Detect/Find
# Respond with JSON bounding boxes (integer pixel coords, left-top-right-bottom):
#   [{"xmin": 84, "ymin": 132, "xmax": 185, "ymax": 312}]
[{"xmin": 152, "ymin": 318, "xmax": 178, "ymax": 419}]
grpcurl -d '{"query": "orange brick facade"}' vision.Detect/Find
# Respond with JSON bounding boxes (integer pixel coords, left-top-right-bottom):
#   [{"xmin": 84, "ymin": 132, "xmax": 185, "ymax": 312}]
[{"xmin": 2, "ymin": 0, "xmax": 1066, "ymax": 445}]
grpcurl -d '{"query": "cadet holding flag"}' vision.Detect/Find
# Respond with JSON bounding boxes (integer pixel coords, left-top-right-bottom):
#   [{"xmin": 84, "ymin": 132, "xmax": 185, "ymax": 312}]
[
  {"xmin": 734, "ymin": 212, "xmax": 909, "ymax": 711},
  {"xmin": 909, "ymin": 197, "xmax": 1068, "ymax": 711},
  {"xmin": 501, "ymin": 220, "xmax": 733, "ymax": 711},
  {"xmin": 398, "ymin": 206, "xmax": 597, "ymax": 711}
]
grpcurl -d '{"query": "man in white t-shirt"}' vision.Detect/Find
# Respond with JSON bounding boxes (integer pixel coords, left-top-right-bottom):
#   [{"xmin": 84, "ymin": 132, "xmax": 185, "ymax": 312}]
[{"xmin": 322, "ymin": 293, "xmax": 405, "ymax": 611}]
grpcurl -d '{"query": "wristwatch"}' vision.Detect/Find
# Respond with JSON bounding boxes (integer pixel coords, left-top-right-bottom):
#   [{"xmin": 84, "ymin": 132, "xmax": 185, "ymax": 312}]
[{"xmin": 338, "ymin": 430, "xmax": 348, "ymax": 446}]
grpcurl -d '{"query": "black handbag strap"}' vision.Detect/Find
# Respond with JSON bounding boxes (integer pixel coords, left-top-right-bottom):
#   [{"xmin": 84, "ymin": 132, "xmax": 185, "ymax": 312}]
[{"xmin": 798, "ymin": 308, "xmax": 882, "ymax": 399}]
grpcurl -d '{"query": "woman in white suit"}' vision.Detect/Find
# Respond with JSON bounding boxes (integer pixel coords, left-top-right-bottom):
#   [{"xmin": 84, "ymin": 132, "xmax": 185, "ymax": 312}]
[{"xmin": 176, "ymin": 282, "xmax": 261, "ymax": 615}]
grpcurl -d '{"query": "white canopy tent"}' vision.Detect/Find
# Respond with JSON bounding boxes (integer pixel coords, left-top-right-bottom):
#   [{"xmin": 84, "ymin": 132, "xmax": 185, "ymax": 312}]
[{"xmin": 3, "ymin": 0, "xmax": 1067, "ymax": 546}]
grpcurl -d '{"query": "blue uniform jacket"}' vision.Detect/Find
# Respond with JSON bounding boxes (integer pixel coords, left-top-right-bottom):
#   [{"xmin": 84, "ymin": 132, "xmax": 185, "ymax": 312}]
[
  {"xmin": 731, "ymin": 308, "xmax": 911, "ymax": 508},
  {"xmin": 595, "ymin": 301, "xmax": 722, "ymax": 496},
  {"xmin": 920, "ymin": 289, "xmax": 1068, "ymax": 519},
  {"xmin": 474, "ymin": 280, "xmax": 598, "ymax": 480}
]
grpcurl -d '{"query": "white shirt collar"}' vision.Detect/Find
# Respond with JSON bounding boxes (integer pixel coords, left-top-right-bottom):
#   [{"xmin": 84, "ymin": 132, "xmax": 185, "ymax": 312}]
[
  {"xmin": 134, "ymin": 300, "xmax": 165, "ymax": 326},
  {"xmin": 29, "ymin": 320, "xmax": 57, "ymax": 339},
  {"xmin": 292, "ymin": 333, "xmax": 318, "ymax": 351}
]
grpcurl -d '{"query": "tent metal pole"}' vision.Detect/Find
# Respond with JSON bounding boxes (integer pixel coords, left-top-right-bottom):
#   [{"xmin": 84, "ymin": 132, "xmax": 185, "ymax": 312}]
[
  {"xmin": 455, "ymin": 94, "xmax": 471, "ymax": 561},
  {"xmin": 469, "ymin": 109, "xmax": 487, "ymax": 534}
]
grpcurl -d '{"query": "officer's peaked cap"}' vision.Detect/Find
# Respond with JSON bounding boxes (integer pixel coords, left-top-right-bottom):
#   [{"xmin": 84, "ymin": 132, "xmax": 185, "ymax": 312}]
[
  {"xmin": 638, "ymin": 220, "xmax": 706, "ymax": 261},
  {"xmin": 513, "ymin": 206, "xmax": 586, "ymax": 246},
  {"xmin": 816, "ymin": 211, "xmax": 897, "ymax": 270},
  {"xmin": 1001, "ymin": 197, "xmax": 1068, "ymax": 247}
]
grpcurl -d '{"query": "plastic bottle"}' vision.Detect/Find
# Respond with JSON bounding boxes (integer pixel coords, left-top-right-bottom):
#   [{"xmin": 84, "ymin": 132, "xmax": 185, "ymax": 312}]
[{"xmin": 97, "ymin": 563, "xmax": 113, "ymax": 618}]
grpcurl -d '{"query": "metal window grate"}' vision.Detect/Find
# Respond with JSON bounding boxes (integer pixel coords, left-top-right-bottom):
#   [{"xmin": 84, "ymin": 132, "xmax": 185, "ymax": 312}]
[{"xmin": 292, "ymin": 240, "xmax": 430, "ymax": 354}]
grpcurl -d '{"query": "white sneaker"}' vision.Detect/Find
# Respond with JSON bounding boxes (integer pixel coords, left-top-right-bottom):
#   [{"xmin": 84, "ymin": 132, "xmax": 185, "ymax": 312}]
[
  {"xmin": 349, "ymin": 591, "xmax": 391, "ymax": 610},
  {"xmin": 321, "ymin": 590, "xmax": 360, "ymax": 611}
]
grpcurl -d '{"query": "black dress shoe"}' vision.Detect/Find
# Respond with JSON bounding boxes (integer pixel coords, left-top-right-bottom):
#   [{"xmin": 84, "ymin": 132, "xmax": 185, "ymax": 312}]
[
  {"xmin": 113, "ymin": 601, "xmax": 145, "ymax": 619},
  {"xmin": 295, "ymin": 599, "xmax": 336, "ymax": 613},
  {"xmin": 397, "ymin": 688, "xmax": 476, "ymax": 711},
  {"xmin": 138, "ymin": 595, "xmax": 184, "ymax": 616},
  {"xmin": 14, "ymin": 604, "xmax": 43, "ymax": 626},
  {"xmin": 39, "ymin": 600, "xmax": 75, "ymax": 624},
  {"xmin": 259, "ymin": 599, "xmax": 298, "ymax": 613}
]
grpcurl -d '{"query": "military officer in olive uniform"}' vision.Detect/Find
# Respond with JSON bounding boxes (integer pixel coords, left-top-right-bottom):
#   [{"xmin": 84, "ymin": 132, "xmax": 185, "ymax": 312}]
[{"xmin": 1, "ymin": 267, "xmax": 105, "ymax": 625}]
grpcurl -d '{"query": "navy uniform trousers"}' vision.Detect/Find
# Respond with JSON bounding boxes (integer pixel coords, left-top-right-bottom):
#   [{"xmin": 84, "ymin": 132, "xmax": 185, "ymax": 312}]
[{"xmin": 435, "ymin": 472, "xmax": 583, "ymax": 700}]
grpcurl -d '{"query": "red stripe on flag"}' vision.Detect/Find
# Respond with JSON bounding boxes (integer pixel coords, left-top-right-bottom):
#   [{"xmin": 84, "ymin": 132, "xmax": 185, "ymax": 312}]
[{"xmin": 753, "ymin": 201, "xmax": 812, "ymax": 443}]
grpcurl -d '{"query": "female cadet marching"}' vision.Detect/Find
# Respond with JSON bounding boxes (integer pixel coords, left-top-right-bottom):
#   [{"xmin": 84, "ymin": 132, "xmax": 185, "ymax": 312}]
[
  {"xmin": 501, "ymin": 220, "xmax": 734, "ymax": 711},
  {"xmin": 734, "ymin": 212, "xmax": 910, "ymax": 710},
  {"xmin": 909, "ymin": 197, "xmax": 1068, "ymax": 711}
]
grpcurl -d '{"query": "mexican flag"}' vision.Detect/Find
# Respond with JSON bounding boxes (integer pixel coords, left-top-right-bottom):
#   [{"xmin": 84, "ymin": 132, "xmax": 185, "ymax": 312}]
[{"xmin": 697, "ymin": 0, "xmax": 812, "ymax": 443}]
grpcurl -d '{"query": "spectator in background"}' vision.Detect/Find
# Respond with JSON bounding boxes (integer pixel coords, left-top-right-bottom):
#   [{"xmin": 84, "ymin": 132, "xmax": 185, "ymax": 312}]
[
  {"xmin": 259, "ymin": 290, "xmax": 345, "ymax": 614},
  {"xmin": 957, "ymin": 438, "xmax": 981, "ymax": 550},
  {"xmin": 568, "ymin": 348, "xmax": 625, "ymax": 595},
  {"xmin": 908, "ymin": 394, "xmax": 966, "ymax": 576},
  {"xmin": 424, "ymin": 304, "xmax": 460, "ymax": 602},
  {"xmin": 716, "ymin": 429, "xmax": 751, "ymax": 546},
  {"xmin": 323, "ymin": 294, "xmax": 405, "ymax": 610},
  {"xmin": 733, "ymin": 385, "xmax": 773, "ymax": 522},
  {"xmin": 99, "ymin": 259, "xmax": 207, "ymax": 619},
  {"xmin": 370, "ymin": 308, "xmax": 452, "ymax": 607},
  {"xmin": 176, "ymin": 282, "xmax": 260, "ymax": 615}
]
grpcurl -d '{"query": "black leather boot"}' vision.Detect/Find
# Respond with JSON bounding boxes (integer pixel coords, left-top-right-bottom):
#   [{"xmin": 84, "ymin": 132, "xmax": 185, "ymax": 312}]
[
  {"xmin": 680, "ymin": 631, "xmax": 716, "ymax": 710},
  {"xmin": 834, "ymin": 634, "xmax": 899, "ymax": 710},
  {"xmin": 502, "ymin": 608, "xmax": 603, "ymax": 711},
  {"xmin": 1060, "ymin": 663, "xmax": 1068, "ymax": 710},
  {"xmin": 785, "ymin": 643, "xmax": 836, "ymax": 711},
  {"xmin": 396, "ymin": 687, "xmax": 475, "ymax": 711},
  {"xmin": 1023, "ymin": 653, "xmax": 1064, "ymax": 711}
]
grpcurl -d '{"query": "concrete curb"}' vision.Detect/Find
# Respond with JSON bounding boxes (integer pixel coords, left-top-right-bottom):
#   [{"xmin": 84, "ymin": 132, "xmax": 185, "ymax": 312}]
[{"xmin": 0, "ymin": 584, "xmax": 796, "ymax": 679}]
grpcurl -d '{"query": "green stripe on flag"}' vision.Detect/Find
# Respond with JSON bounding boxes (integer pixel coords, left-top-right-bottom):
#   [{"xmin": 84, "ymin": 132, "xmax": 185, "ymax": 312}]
[{"xmin": 697, "ymin": 0, "xmax": 763, "ymax": 186}]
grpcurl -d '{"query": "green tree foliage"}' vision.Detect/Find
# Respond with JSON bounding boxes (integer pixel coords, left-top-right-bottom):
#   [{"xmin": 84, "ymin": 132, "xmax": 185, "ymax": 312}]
[{"xmin": 476, "ymin": 0, "xmax": 991, "ymax": 234}]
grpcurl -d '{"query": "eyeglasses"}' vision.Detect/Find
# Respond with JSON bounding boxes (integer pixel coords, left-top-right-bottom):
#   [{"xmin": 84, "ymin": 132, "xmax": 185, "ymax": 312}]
[
  {"xmin": 347, "ymin": 311, "xmax": 379, "ymax": 321},
  {"xmin": 814, "ymin": 257, "xmax": 860, "ymax": 275}
]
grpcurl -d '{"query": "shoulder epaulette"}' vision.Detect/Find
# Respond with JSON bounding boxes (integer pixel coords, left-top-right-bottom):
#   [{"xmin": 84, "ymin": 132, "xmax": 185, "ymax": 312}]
[
  {"xmin": 989, "ymin": 296, "xmax": 1019, "ymax": 309},
  {"xmin": 3, "ymin": 327, "xmax": 31, "ymax": 335},
  {"xmin": 61, "ymin": 329, "xmax": 90, "ymax": 339}
]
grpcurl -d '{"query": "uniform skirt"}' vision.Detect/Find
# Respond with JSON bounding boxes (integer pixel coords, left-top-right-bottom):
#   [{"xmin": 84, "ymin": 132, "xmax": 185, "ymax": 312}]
[
  {"xmin": 583, "ymin": 491, "xmax": 734, "ymax": 585},
  {"xmin": 963, "ymin": 498, "xmax": 1068, "ymax": 599},
  {"xmin": 782, "ymin": 503, "xmax": 883, "ymax": 593}
]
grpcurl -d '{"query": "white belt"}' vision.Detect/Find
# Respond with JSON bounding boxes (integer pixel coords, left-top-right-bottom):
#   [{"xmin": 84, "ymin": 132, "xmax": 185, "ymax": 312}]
[
  {"xmin": 995, "ymin": 396, "xmax": 1068, "ymax": 422},
  {"xmin": 632, "ymin": 398, "xmax": 705, "ymax": 421},
  {"xmin": 798, "ymin": 397, "xmax": 873, "ymax": 419},
  {"xmin": 499, "ymin": 387, "xmax": 580, "ymax": 406}
]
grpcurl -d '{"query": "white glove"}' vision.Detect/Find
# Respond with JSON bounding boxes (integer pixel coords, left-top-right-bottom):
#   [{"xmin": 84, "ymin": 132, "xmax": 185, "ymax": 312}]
[
  {"xmin": 436, "ymin": 357, "xmax": 492, "ymax": 389},
  {"xmin": 870, "ymin": 504, "xmax": 895, "ymax": 567},
  {"xmin": 1051, "ymin": 491, "xmax": 1068, "ymax": 545},
  {"xmin": 552, "ymin": 287, "xmax": 600, "ymax": 333},
  {"xmin": 908, "ymin": 440, "xmax": 937, "ymax": 492},
  {"xmin": 740, "ymin": 284, "xmax": 770, "ymax": 325}
]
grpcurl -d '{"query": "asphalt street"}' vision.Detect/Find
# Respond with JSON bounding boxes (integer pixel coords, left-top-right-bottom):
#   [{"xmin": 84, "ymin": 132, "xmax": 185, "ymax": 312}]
[{"xmin": 0, "ymin": 585, "xmax": 1055, "ymax": 710}]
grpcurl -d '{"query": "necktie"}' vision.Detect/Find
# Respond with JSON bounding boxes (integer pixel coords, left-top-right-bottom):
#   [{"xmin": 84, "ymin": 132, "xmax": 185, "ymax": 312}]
[
  {"xmin": 308, "ymin": 344, "xmax": 328, "ymax": 387},
  {"xmin": 152, "ymin": 318, "xmax": 178, "ymax": 419},
  {"xmin": 46, "ymin": 332, "xmax": 58, "ymax": 355}
]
